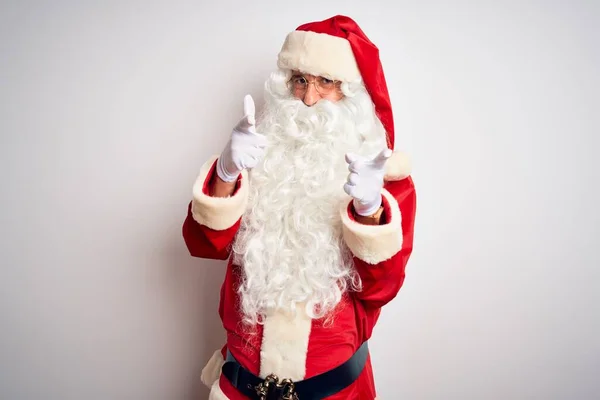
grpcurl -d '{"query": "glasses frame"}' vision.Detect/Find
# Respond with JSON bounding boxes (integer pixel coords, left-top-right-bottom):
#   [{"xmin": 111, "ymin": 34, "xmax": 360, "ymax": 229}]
[{"xmin": 287, "ymin": 73, "xmax": 342, "ymax": 97}]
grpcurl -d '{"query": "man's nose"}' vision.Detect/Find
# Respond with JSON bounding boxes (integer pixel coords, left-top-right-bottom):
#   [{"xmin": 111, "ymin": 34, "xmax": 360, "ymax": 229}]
[{"xmin": 302, "ymin": 83, "xmax": 320, "ymax": 106}]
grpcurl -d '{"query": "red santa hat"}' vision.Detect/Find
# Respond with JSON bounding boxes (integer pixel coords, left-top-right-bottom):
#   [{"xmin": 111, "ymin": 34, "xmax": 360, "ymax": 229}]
[{"xmin": 277, "ymin": 15, "xmax": 411, "ymax": 181}]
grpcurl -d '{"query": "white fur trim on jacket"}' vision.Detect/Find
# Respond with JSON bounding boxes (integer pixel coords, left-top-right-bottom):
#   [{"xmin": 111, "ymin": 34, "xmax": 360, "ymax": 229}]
[
  {"xmin": 208, "ymin": 379, "xmax": 229, "ymax": 400},
  {"xmin": 341, "ymin": 189, "xmax": 403, "ymax": 264},
  {"xmin": 277, "ymin": 30, "xmax": 361, "ymax": 82},
  {"xmin": 260, "ymin": 307, "xmax": 312, "ymax": 381},
  {"xmin": 191, "ymin": 154, "xmax": 249, "ymax": 231},
  {"xmin": 384, "ymin": 151, "xmax": 412, "ymax": 181},
  {"xmin": 201, "ymin": 349, "xmax": 225, "ymax": 388}
]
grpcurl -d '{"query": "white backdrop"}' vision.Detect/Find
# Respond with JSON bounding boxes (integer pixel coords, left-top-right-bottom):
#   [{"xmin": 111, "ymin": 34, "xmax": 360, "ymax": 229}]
[{"xmin": 1, "ymin": 1, "xmax": 598, "ymax": 399}]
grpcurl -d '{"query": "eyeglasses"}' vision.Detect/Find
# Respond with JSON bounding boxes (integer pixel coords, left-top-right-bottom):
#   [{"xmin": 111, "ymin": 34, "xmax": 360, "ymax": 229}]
[{"xmin": 287, "ymin": 74, "xmax": 342, "ymax": 96}]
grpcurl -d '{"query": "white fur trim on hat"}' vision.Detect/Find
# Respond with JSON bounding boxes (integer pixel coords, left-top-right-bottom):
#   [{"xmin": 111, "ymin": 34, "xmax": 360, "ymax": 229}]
[
  {"xmin": 277, "ymin": 30, "xmax": 361, "ymax": 82},
  {"xmin": 384, "ymin": 151, "xmax": 412, "ymax": 181},
  {"xmin": 201, "ymin": 349, "xmax": 225, "ymax": 388},
  {"xmin": 191, "ymin": 155, "xmax": 249, "ymax": 231},
  {"xmin": 340, "ymin": 189, "xmax": 403, "ymax": 264}
]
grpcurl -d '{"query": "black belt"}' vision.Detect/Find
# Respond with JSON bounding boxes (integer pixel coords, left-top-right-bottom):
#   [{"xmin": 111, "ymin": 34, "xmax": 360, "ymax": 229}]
[{"xmin": 222, "ymin": 341, "xmax": 369, "ymax": 400}]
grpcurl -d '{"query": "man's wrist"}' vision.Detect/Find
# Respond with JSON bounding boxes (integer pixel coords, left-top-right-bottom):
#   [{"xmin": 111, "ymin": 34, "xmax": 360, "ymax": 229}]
[
  {"xmin": 210, "ymin": 169, "xmax": 238, "ymax": 198},
  {"xmin": 352, "ymin": 204, "xmax": 384, "ymax": 226}
]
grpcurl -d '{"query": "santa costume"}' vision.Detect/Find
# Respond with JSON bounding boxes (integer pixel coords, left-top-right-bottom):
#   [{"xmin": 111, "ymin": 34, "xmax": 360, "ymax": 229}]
[{"xmin": 183, "ymin": 15, "xmax": 416, "ymax": 400}]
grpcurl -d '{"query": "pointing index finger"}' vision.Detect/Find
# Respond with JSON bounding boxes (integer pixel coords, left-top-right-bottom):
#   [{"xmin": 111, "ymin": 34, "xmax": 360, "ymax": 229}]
[
  {"xmin": 372, "ymin": 148, "xmax": 392, "ymax": 166},
  {"xmin": 345, "ymin": 153, "xmax": 358, "ymax": 164}
]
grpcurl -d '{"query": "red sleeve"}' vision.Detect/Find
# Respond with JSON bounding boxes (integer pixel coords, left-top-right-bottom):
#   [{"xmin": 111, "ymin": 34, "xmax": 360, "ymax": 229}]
[
  {"xmin": 341, "ymin": 177, "xmax": 416, "ymax": 309},
  {"xmin": 182, "ymin": 203, "xmax": 242, "ymax": 260},
  {"xmin": 182, "ymin": 155, "xmax": 249, "ymax": 260}
]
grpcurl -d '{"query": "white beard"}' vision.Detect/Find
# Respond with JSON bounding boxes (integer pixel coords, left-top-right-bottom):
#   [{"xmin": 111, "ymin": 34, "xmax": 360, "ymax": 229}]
[{"xmin": 232, "ymin": 70, "xmax": 387, "ymax": 325}]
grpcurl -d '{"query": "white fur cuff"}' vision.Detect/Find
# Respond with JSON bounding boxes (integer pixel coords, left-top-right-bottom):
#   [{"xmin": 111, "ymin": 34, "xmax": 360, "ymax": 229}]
[
  {"xmin": 384, "ymin": 151, "xmax": 412, "ymax": 181},
  {"xmin": 277, "ymin": 30, "xmax": 361, "ymax": 82},
  {"xmin": 201, "ymin": 349, "xmax": 225, "ymax": 388},
  {"xmin": 341, "ymin": 189, "xmax": 403, "ymax": 264},
  {"xmin": 191, "ymin": 155, "xmax": 249, "ymax": 231},
  {"xmin": 208, "ymin": 379, "xmax": 229, "ymax": 400}
]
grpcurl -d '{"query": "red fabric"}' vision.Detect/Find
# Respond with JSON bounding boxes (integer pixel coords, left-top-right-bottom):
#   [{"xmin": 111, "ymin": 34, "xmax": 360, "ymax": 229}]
[
  {"xmin": 181, "ymin": 161, "xmax": 243, "ymax": 260},
  {"xmin": 352, "ymin": 178, "xmax": 416, "ymax": 310},
  {"xmin": 296, "ymin": 15, "xmax": 395, "ymax": 149},
  {"xmin": 182, "ymin": 173, "xmax": 416, "ymax": 399}
]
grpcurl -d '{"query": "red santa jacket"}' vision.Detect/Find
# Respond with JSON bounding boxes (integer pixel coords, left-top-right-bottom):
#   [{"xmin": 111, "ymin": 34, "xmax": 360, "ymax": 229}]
[{"xmin": 182, "ymin": 154, "xmax": 416, "ymax": 400}]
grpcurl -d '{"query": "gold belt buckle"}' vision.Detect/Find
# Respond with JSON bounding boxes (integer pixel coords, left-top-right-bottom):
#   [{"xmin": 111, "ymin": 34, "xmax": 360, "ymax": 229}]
[{"xmin": 252, "ymin": 374, "xmax": 299, "ymax": 400}]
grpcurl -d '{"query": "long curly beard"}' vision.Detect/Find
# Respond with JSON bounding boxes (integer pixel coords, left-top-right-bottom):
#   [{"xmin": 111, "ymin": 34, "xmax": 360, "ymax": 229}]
[{"xmin": 232, "ymin": 70, "xmax": 387, "ymax": 325}]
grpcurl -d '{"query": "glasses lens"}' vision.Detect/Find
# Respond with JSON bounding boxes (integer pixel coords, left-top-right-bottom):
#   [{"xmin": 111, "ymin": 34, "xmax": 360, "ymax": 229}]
[
  {"xmin": 290, "ymin": 75, "xmax": 308, "ymax": 92},
  {"xmin": 315, "ymin": 77, "xmax": 336, "ymax": 94},
  {"xmin": 288, "ymin": 75, "xmax": 339, "ymax": 96}
]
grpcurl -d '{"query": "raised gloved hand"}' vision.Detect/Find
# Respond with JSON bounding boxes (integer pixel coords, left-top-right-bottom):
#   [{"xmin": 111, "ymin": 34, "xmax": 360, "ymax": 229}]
[
  {"xmin": 343, "ymin": 148, "xmax": 392, "ymax": 216},
  {"xmin": 216, "ymin": 95, "xmax": 268, "ymax": 182}
]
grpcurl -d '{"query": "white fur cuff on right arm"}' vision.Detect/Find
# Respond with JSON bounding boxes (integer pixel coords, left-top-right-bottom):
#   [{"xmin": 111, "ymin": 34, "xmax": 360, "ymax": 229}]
[
  {"xmin": 201, "ymin": 348, "xmax": 225, "ymax": 388},
  {"xmin": 191, "ymin": 155, "xmax": 249, "ymax": 231},
  {"xmin": 340, "ymin": 189, "xmax": 403, "ymax": 264}
]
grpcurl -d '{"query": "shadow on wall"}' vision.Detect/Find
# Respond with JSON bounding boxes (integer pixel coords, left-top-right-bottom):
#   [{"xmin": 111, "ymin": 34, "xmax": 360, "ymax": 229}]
[{"xmin": 159, "ymin": 218, "xmax": 227, "ymax": 400}]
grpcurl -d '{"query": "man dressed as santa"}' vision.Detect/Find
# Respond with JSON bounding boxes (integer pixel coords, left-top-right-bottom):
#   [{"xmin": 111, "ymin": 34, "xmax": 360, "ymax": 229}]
[{"xmin": 183, "ymin": 15, "xmax": 416, "ymax": 400}]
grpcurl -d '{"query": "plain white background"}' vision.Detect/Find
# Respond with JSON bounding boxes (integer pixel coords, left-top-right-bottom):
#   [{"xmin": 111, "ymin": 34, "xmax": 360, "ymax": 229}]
[{"xmin": 1, "ymin": 1, "xmax": 598, "ymax": 399}]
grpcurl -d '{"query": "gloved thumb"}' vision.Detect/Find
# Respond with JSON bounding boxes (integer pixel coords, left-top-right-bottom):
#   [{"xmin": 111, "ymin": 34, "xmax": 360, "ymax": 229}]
[{"xmin": 243, "ymin": 94, "xmax": 255, "ymax": 126}]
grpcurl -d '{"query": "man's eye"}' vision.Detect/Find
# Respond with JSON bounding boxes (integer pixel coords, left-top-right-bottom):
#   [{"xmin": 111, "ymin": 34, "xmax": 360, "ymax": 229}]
[
  {"xmin": 320, "ymin": 78, "xmax": 333, "ymax": 84},
  {"xmin": 293, "ymin": 76, "xmax": 307, "ymax": 85}
]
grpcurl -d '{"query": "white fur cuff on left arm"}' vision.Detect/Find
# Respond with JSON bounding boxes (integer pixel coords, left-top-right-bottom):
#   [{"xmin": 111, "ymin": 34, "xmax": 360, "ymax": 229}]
[
  {"xmin": 201, "ymin": 349, "xmax": 225, "ymax": 388},
  {"xmin": 340, "ymin": 189, "xmax": 403, "ymax": 264},
  {"xmin": 191, "ymin": 155, "xmax": 249, "ymax": 231}
]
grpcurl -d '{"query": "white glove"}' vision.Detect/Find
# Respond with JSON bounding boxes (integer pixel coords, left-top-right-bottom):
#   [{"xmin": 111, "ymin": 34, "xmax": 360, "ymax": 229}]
[
  {"xmin": 216, "ymin": 95, "xmax": 268, "ymax": 182},
  {"xmin": 344, "ymin": 148, "xmax": 392, "ymax": 216}
]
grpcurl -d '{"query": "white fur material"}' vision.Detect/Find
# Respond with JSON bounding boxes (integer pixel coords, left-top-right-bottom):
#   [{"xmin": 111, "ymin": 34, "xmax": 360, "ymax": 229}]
[
  {"xmin": 278, "ymin": 30, "xmax": 361, "ymax": 82},
  {"xmin": 340, "ymin": 189, "xmax": 403, "ymax": 264},
  {"xmin": 208, "ymin": 379, "xmax": 229, "ymax": 400},
  {"xmin": 191, "ymin": 155, "xmax": 249, "ymax": 231},
  {"xmin": 231, "ymin": 70, "xmax": 385, "ymax": 325},
  {"xmin": 201, "ymin": 349, "xmax": 224, "ymax": 388},
  {"xmin": 260, "ymin": 307, "xmax": 312, "ymax": 381},
  {"xmin": 384, "ymin": 151, "xmax": 412, "ymax": 181}
]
